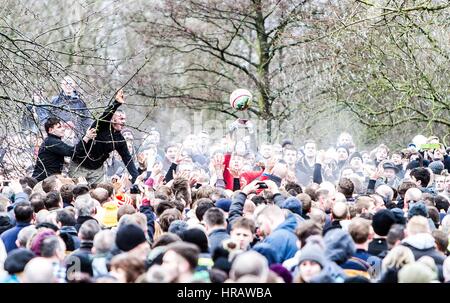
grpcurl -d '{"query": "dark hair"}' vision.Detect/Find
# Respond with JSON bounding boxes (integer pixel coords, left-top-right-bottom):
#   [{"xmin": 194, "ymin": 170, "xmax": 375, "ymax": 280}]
[
  {"xmin": 117, "ymin": 205, "xmax": 136, "ymax": 221},
  {"xmin": 14, "ymin": 201, "xmax": 33, "ymax": 223},
  {"xmin": 435, "ymin": 196, "xmax": 449, "ymax": 213},
  {"xmin": 79, "ymin": 220, "xmax": 101, "ymax": 241},
  {"xmin": 427, "ymin": 206, "xmax": 440, "ymax": 228},
  {"xmin": 44, "ymin": 191, "xmax": 62, "ymax": 210},
  {"xmin": 181, "ymin": 228, "xmax": 209, "ymax": 253},
  {"xmin": 203, "ymin": 207, "xmax": 225, "ymax": 227},
  {"xmin": 297, "ymin": 193, "xmax": 312, "ymax": 214},
  {"xmin": 29, "ymin": 193, "xmax": 45, "ymax": 213},
  {"xmin": 195, "ymin": 199, "xmax": 215, "ymax": 221},
  {"xmin": 251, "ymin": 195, "xmax": 266, "ymax": 206},
  {"xmin": 397, "ymin": 181, "xmax": 417, "ymax": 199},
  {"xmin": 56, "ymin": 208, "xmax": 77, "ymax": 227},
  {"xmin": 410, "ymin": 167, "xmax": 431, "ymax": 187},
  {"xmin": 432, "ymin": 230, "xmax": 449, "ymax": 254},
  {"xmin": 165, "ymin": 242, "xmax": 200, "ymax": 271},
  {"xmin": 60, "ymin": 184, "xmax": 75, "ymax": 206},
  {"xmin": 284, "ymin": 182, "xmax": 302, "ymax": 196},
  {"xmin": 73, "ymin": 184, "xmax": 90, "ymax": 199},
  {"xmin": 44, "ymin": 117, "xmax": 61, "ymax": 133},
  {"xmin": 152, "ymin": 233, "xmax": 181, "ymax": 249},
  {"xmin": 42, "ymin": 175, "xmax": 59, "ymax": 193},
  {"xmin": 337, "ymin": 178, "xmax": 354, "ymax": 199},
  {"xmin": 155, "ymin": 201, "xmax": 175, "ymax": 217},
  {"xmin": 295, "ymin": 221, "xmax": 322, "ymax": 248},
  {"xmin": 164, "ymin": 142, "xmax": 178, "ymax": 153},
  {"xmin": 386, "ymin": 224, "xmax": 405, "ymax": 248},
  {"xmin": 20, "ymin": 177, "xmax": 38, "ymax": 189},
  {"xmin": 159, "ymin": 209, "xmax": 182, "ymax": 232},
  {"xmin": 40, "ymin": 236, "xmax": 63, "ymax": 258},
  {"xmin": 171, "ymin": 200, "xmax": 185, "ymax": 214}
]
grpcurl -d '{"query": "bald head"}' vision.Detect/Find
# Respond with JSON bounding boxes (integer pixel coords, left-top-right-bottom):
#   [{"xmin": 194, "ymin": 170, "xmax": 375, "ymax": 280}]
[
  {"xmin": 332, "ymin": 202, "xmax": 349, "ymax": 220},
  {"xmin": 309, "ymin": 208, "xmax": 326, "ymax": 226},
  {"xmin": 335, "ymin": 192, "xmax": 347, "ymax": 203},
  {"xmin": 23, "ymin": 257, "xmax": 55, "ymax": 283},
  {"xmin": 376, "ymin": 185, "xmax": 394, "ymax": 202},
  {"xmin": 405, "ymin": 188, "xmax": 423, "ymax": 204},
  {"xmin": 230, "ymin": 251, "xmax": 269, "ymax": 281}
]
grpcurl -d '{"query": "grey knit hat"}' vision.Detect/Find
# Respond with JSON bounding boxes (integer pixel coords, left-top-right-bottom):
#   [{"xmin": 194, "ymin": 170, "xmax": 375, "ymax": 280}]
[{"xmin": 429, "ymin": 161, "xmax": 444, "ymax": 175}]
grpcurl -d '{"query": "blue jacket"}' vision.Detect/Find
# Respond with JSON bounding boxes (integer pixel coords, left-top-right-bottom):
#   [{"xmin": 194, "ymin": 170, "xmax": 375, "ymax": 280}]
[
  {"xmin": 208, "ymin": 228, "xmax": 230, "ymax": 254},
  {"xmin": 262, "ymin": 213, "xmax": 298, "ymax": 263},
  {"xmin": 0, "ymin": 222, "xmax": 31, "ymax": 253}
]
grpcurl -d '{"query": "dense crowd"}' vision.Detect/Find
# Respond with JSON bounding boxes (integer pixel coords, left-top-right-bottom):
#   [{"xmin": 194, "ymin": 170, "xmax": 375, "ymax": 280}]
[{"xmin": 0, "ymin": 76, "xmax": 449, "ymax": 283}]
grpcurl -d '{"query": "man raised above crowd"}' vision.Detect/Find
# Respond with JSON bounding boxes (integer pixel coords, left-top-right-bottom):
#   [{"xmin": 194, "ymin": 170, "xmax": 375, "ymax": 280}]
[{"xmin": 69, "ymin": 89, "xmax": 139, "ymax": 185}]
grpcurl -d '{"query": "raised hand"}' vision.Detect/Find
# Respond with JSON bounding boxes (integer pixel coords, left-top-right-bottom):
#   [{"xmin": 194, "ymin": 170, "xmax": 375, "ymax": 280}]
[
  {"xmin": 115, "ymin": 89, "xmax": 125, "ymax": 104},
  {"xmin": 83, "ymin": 128, "xmax": 97, "ymax": 142}
]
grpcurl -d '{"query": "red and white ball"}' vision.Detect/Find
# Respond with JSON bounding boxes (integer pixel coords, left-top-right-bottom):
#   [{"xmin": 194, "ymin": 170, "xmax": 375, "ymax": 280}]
[{"xmin": 229, "ymin": 89, "xmax": 252, "ymax": 110}]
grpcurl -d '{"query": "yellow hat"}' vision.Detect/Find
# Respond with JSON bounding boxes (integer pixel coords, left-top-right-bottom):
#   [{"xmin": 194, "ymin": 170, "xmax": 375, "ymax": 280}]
[{"xmin": 101, "ymin": 201, "xmax": 119, "ymax": 228}]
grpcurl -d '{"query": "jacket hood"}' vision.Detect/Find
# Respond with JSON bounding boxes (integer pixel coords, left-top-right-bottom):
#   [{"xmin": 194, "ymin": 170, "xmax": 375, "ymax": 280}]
[
  {"xmin": 310, "ymin": 261, "xmax": 347, "ymax": 283},
  {"xmin": 60, "ymin": 226, "xmax": 78, "ymax": 235},
  {"xmin": 402, "ymin": 233, "xmax": 436, "ymax": 250},
  {"xmin": 324, "ymin": 229, "xmax": 355, "ymax": 264},
  {"xmin": 275, "ymin": 213, "xmax": 297, "ymax": 233}
]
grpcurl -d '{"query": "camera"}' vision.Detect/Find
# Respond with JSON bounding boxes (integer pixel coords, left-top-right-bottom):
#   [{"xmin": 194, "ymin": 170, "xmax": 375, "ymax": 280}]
[{"xmin": 257, "ymin": 182, "xmax": 268, "ymax": 189}]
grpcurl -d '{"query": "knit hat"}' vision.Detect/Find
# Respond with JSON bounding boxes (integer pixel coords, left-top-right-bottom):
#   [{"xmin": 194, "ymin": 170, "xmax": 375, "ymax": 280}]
[
  {"xmin": 101, "ymin": 201, "xmax": 118, "ymax": 228},
  {"xmin": 372, "ymin": 209, "xmax": 396, "ymax": 236},
  {"xmin": 30, "ymin": 229, "xmax": 56, "ymax": 256},
  {"xmin": 181, "ymin": 228, "xmax": 209, "ymax": 254},
  {"xmin": 349, "ymin": 152, "xmax": 363, "ymax": 163},
  {"xmin": 215, "ymin": 198, "xmax": 232, "ymax": 213},
  {"xmin": 115, "ymin": 193, "xmax": 133, "ymax": 207},
  {"xmin": 251, "ymin": 243, "xmax": 279, "ymax": 266},
  {"xmin": 281, "ymin": 197, "xmax": 302, "ymax": 216},
  {"xmin": 336, "ymin": 145, "xmax": 350, "ymax": 156},
  {"xmin": 168, "ymin": 220, "xmax": 189, "ymax": 237},
  {"xmin": 429, "ymin": 161, "xmax": 444, "ymax": 175},
  {"xmin": 383, "ymin": 161, "xmax": 399, "ymax": 172},
  {"xmin": 115, "ymin": 224, "xmax": 146, "ymax": 252},
  {"xmin": 324, "ymin": 229, "xmax": 355, "ymax": 264},
  {"xmin": 391, "ymin": 208, "xmax": 406, "ymax": 225},
  {"xmin": 4, "ymin": 249, "xmax": 36, "ymax": 274},
  {"xmin": 408, "ymin": 201, "xmax": 428, "ymax": 219},
  {"xmin": 270, "ymin": 264, "xmax": 293, "ymax": 283},
  {"xmin": 298, "ymin": 242, "xmax": 326, "ymax": 269}
]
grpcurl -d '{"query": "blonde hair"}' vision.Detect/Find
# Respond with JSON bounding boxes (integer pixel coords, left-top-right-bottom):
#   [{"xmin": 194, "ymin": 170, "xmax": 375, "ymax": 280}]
[
  {"xmin": 407, "ymin": 216, "xmax": 430, "ymax": 235},
  {"xmin": 382, "ymin": 246, "xmax": 415, "ymax": 272}
]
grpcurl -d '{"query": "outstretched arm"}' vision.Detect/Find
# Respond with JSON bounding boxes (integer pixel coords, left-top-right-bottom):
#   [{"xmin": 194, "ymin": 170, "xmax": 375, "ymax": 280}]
[{"xmin": 91, "ymin": 89, "xmax": 124, "ymax": 131}]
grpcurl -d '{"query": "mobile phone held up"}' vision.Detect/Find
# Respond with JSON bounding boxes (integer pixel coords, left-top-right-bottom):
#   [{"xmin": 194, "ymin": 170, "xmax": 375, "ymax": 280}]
[{"xmin": 257, "ymin": 182, "xmax": 268, "ymax": 189}]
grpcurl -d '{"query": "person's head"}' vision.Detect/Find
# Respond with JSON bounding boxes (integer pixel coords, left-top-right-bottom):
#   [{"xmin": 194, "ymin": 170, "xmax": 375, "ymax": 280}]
[
  {"xmin": 355, "ymin": 196, "xmax": 376, "ymax": 216},
  {"xmin": 74, "ymin": 195, "xmax": 96, "ymax": 217},
  {"xmin": 348, "ymin": 217, "xmax": 372, "ymax": 245},
  {"xmin": 29, "ymin": 193, "xmax": 45, "ymax": 213},
  {"xmin": 382, "ymin": 161, "xmax": 398, "ymax": 180},
  {"xmin": 165, "ymin": 143, "xmax": 179, "ymax": 162},
  {"xmin": 162, "ymin": 242, "xmax": 200, "ymax": 282},
  {"xmin": 159, "ymin": 208, "xmax": 182, "ymax": 232},
  {"xmin": 229, "ymin": 153, "xmax": 244, "ymax": 171},
  {"xmin": 295, "ymin": 221, "xmax": 322, "ymax": 248},
  {"xmin": 44, "ymin": 117, "xmax": 65, "ymax": 137},
  {"xmin": 337, "ymin": 132, "xmax": 353, "ymax": 147},
  {"xmin": 255, "ymin": 205, "xmax": 285, "ymax": 238},
  {"xmin": 271, "ymin": 160, "xmax": 289, "ymax": 179},
  {"xmin": 90, "ymin": 188, "xmax": 109, "ymax": 205},
  {"xmin": 432, "ymin": 230, "xmax": 448, "ymax": 254},
  {"xmin": 60, "ymin": 75, "xmax": 77, "ymax": 95},
  {"xmin": 297, "ymin": 193, "xmax": 311, "ymax": 214},
  {"xmin": 111, "ymin": 110, "xmax": 126, "ymax": 132},
  {"xmin": 195, "ymin": 199, "xmax": 215, "ymax": 221},
  {"xmin": 14, "ymin": 201, "xmax": 34, "ymax": 223},
  {"xmin": 40, "ymin": 235, "xmax": 66, "ymax": 260},
  {"xmin": 117, "ymin": 204, "xmax": 136, "ymax": 221},
  {"xmin": 397, "ymin": 181, "xmax": 417, "ymax": 199},
  {"xmin": 375, "ymin": 185, "xmax": 394, "ymax": 203},
  {"xmin": 72, "ymin": 184, "xmax": 90, "ymax": 199},
  {"xmin": 42, "ymin": 175, "xmax": 62, "ymax": 193},
  {"xmin": 259, "ymin": 143, "xmax": 272, "ymax": 159},
  {"xmin": 96, "ymin": 183, "xmax": 114, "ymax": 198},
  {"xmin": 172, "ymin": 177, "xmax": 191, "ymax": 207},
  {"xmin": 309, "ymin": 208, "xmax": 327, "ymax": 227},
  {"xmin": 376, "ymin": 144, "xmax": 389, "ymax": 161},
  {"xmin": 435, "ymin": 195, "xmax": 449, "ymax": 213},
  {"xmin": 404, "ymin": 188, "xmax": 423, "ymax": 205},
  {"xmin": 23, "ymin": 257, "xmax": 56, "ymax": 283},
  {"xmin": 406, "ymin": 215, "xmax": 430, "ymax": 236},
  {"xmin": 16, "ymin": 225, "xmax": 37, "ymax": 248},
  {"xmin": 44, "ymin": 191, "xmax": 62, "ymax": 211},
  {"xmin": 435, "ymin": 174, "xmax": 446, "ymax": 193},
  {"xmin": 303, "ymin": 140, "xmax": 317, "ymax": 159},
  {"xmin": 56, "ymin": 208, "xmax": 77, "ymax": 227},
  {"xmin": 331, "ymin": 202, "xmax": 349, "ymax": 221},
  {"xmin": 229, "ymin": 251, "xmax": 269, "ymax": 282},
  {"xmin": 93, "ymin": 230, "xmax": 116, "ymax": 255},
  {"xmin": 372, "ymin": 209, "xmax": 396, "ymax": 237},
  {"xmin": 349, "ymin": 152, "xmax": 363, "ymax": 170},
  {"xmin": 336, "ymin": 146, "xmax": 349, "ymax": 162},
  {"xmin": 410, "ymin": 167, "xmax": 431, "ymax": 187},
  {"xmin": 78, "ymin": 219, "xmax": 101, "ymax": 242},
  {"xmin": 337, "ymin": 178, "xmax": 354, "ymax": 199},
  {"xmin": 283, "ymin": 146, "xmax": 298, "ymax": 166},
  {"xmin": 391, "ymin": 151, "xmax": 403, "ymax": 165},
  {"xmin": 203, "ymin": 207, "xmax": 226, "ymax": 232},
  {"xmin": 59, "ymin": 184, "xmax": 75, "ymax": 206},
  {"xmin": 382, "ymin": 245, "xmax": 415, "ymax": 272},
  {"xmin": 110, "ymin": 253, "xmax": 146, "ymax": 283},
  {"xmin": 180, "ymin": 228, "xmax": 209, "ymax": 254},
  {"xmin": 297, "ymin": 237, "xmax": 326, "ymax": 283},
  {"xmin": 386, "ymin": 224, "xmax": 406, "ymax": 249},
  {"xmin": 115, "ymin": 224, "xmax": 147, "ymax": 252},
  {"xmin": 230, "ymin": 217, "xmax": 256, "ymax": 250}
]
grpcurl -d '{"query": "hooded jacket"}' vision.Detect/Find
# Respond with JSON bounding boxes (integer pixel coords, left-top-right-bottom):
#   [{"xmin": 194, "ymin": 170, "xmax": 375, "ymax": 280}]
[
  {"xmin": 262, "ymin": 213, "xmax": 298, "ymax": 263},
  {"xmin": 0, "ymin": 215, "xmax": 13, "ymax": 235},
  {"xmin": 324, "ymin": 229, "xmax": 356, "ymax": 265}
]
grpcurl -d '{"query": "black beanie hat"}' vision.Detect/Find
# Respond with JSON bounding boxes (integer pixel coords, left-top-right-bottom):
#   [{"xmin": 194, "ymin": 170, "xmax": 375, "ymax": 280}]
[
  {"xmin": 115, "ymin": 224, "xmax": 147, "ymax": 252},
  {"xmin": 181, "ymin": 228, "xmax": 209, "ymax": 254},
  {"xmin": 372, "ymin": 209, "xmax": 396, "ymax": 236},
  {"xmin": 349, "ymin": 152, "xmax": 363, "ymax": 163},
  {"xmin": 4, "ymin": 248, "xmax": 36, "ymax": 274}
]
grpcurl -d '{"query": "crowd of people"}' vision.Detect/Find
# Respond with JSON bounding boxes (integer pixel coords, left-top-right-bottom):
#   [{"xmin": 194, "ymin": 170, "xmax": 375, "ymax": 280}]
[{"xmin": 0, "ymin": 76, "xmax": 449, "ymax": 283}]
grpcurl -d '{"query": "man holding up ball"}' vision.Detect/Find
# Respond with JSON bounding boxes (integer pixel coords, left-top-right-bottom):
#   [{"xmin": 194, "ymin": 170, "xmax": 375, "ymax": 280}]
[{"xmin": 69, "ymin": 89, "xmax": 139, "ymax": 185}]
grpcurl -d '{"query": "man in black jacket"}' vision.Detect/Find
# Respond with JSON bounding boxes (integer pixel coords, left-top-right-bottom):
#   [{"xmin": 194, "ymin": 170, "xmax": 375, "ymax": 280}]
[
  {"xmin": 32, "ymin": 117, "xmax": 96, "ymax": 182},
  {"xmin": 69, "ymin": 89, "xmax": 139, "ymax": 185}
]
